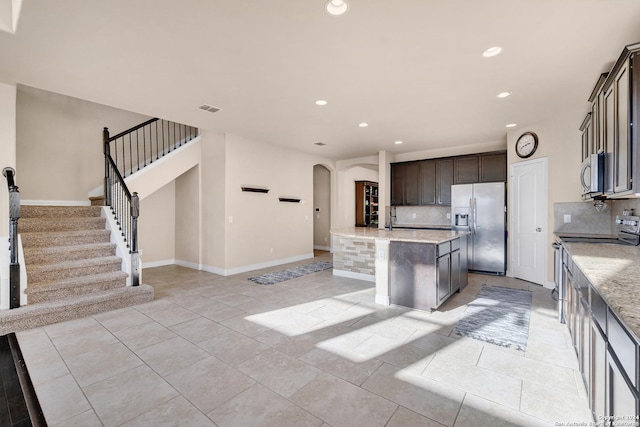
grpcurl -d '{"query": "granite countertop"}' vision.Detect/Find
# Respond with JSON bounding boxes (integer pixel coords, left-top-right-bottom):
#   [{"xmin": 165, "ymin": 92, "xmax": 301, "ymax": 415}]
[
  {"xmin": 563, "ymin": 242, "xmax": 640, "ymax": 341},
  {"xmin": 392, "ymin": 223, "xmax": 452, "ymax": 230},
  {"xmin": 331, "ymin": 227, "xmax": 469, "ymax": 244}
]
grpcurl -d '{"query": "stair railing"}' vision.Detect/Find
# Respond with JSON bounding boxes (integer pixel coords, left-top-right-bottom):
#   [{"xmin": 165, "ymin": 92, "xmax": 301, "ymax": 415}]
[
  {"xmin": 103, "ymin": 118, "xmax": 198, "ymax": 178},
  {"xmin": 2, "ymin": 167, "xmax": 20, "ymax": 308}
]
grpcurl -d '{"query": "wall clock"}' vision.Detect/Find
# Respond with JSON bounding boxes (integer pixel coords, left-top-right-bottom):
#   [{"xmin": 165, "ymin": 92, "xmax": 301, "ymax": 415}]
[{"xmin": 515, "ymin": 131, "xmax": 538, "ymax": 158}]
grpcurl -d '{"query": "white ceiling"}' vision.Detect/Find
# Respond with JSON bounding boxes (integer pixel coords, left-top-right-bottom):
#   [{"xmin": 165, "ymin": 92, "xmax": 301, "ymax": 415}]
[{"xmin": 1, "ymin": 0, "xmax": 640, "ymax": 160}]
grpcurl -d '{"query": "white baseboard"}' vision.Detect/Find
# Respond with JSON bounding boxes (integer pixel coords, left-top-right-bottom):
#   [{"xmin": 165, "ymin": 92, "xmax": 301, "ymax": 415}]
[
  {"xmin": 333, "ymin": 269, "xmax": 375, "ymax": 282},
  {"xmin": 313, "ymin": 245, "xmax": 331, "ymax": 251},
  {"xmin": 223, "ymin": 253, "xmax": 315, "ymax": 276},
  {"xmin": 375, "ymin": 294, "xmax": 390, "ymax": 306},
  {"xmin": 21, "ymin": 199, "xmax": 91, "ymax": 206},
  {"xmin": 143, "ymin": 259, "xmax": 176, "ymax": 268}
]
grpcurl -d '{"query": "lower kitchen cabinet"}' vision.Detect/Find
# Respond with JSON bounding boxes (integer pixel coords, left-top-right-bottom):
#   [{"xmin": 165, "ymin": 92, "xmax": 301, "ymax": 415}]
[
  {"xmin": 564, "ymin": 248, "xmax": 640, "ymax": 420},
  {"xmin": 389, "ymin": 236, "xmax": 467, "ymax": 311}
]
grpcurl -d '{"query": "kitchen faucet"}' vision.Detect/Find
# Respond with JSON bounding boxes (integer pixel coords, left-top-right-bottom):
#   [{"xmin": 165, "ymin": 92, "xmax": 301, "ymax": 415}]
[{"xmin": 388, "ymin": 205, "xmax": 397, "ymax": 231}]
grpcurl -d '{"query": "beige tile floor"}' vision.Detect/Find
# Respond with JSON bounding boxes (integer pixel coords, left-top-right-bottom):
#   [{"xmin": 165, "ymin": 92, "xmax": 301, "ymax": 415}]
[{"xmin": 17, "ymin": 252, "xmax": 593, "ymax": 426}]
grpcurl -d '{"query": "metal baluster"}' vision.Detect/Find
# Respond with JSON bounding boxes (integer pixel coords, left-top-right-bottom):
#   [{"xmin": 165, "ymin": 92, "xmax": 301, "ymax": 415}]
[
  {"xmin": 136, "ymin": 129, "xmax": 140, "ymax": 172},
  {"xmin": 127, "ymin": 134, "xmax": 131, "ymax": 177},
  {"xmin": 143, "ymin": 125, "xmax": 147, "ymax": 166},
  {"xmin": 155, "ymin": 120, "xmax": 159, "ymax": 161}
]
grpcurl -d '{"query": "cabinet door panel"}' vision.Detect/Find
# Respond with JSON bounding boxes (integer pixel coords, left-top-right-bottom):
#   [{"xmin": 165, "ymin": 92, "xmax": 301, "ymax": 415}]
[
  {"xmin": 436, "ymin": 159, "xmax": 454, "ymax": 206},
  {"xmin": 437, "ymin": 255, "xmax": 451, "ymax": 303},
  {"xmin": 604, "ymin": 86, "xmax": 615, "ymax": 194},
  {"xmin": 404, "ymin": 162, "xmax": 420, "ymax": 206},
  {"xmin": 591, "ymin": 320, "xmax": 606, "ymax": 421},
  {"xmin": 391, "ymin": 163, "xmax": 405, "ymax": 206},
  {"xmin": 614, "ymin": 63, "xmax": 631, "ymax": 193},
  {"xmin": 454, "ymin": 156, "xmax": 479, "ymax": 184},
  {"xmin": 608, "ymin": 351, "xmax": 638, "ymax": 419},
  {"xmin": 480, "ymin": 152, "xmax": 507, "ymax": 182},
  {"xmin": 451, "ymin": 249, "xmax": 460, "ymax": 293},
  {"xmin": 420, "ymin": 160, "xmax": 436, "ymax": 205}
]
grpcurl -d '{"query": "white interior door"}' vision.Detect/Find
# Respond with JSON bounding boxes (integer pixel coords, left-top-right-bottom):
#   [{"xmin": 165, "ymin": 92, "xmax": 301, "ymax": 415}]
[{"xmin": 510, "ymin": 158, "xmax": 547, "ymax": 285}]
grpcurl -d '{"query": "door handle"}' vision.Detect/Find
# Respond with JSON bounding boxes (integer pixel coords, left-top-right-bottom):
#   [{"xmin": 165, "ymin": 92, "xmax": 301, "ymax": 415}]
[{"xmin": 536, "ymin": 227, "xmax": 542, "ymax": 232}]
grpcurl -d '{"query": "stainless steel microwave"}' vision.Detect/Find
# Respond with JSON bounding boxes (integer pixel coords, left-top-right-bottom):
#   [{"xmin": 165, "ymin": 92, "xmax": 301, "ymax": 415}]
[{"xmin": 581, "ymin": 152, "xmax": 604, "ymax": 198}]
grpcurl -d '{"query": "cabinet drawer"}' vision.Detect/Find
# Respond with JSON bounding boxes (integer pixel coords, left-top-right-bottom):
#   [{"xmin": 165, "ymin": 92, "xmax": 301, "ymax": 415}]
[
  {"xmin": 591, "ymin": 288, "xmax": 607, "ymax": 331},
  {"xmin": 607, "ymin": 308, "xmax": 638, "ymax": 388},
  {"xmin": 451, "ymin": 238, "xmax": 460, "ymax": 251},
  {"xmin": 437, "ymin": 242, "xmax": 451, "ymax": 256}
]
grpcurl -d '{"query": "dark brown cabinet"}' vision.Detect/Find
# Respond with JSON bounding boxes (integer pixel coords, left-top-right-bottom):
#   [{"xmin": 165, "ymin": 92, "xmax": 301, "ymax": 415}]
[
  {"xmin": 419, "ymin": 160, "xmax": 436, "ymax": 205},
  {"xmin": 480, "ymin": 152, "xmax": 507, "ymax": 183},
  {"xmin": 454, "ymin": 156, "xmax": 479, "ymax": 184},
  {"xmin": 582, "ymin": 43, "xmax": 640, "ymax": 199},
  {"xmin": 355, "ymin": 181, "xmax": 378, "ymax": 227},
  {"xmin": 391, "ymin": 150, "xmax": 505, "ymax": 207},
  {"xmin": 436, "ymin": 159, "xmax": 453, "ymax": 206}
]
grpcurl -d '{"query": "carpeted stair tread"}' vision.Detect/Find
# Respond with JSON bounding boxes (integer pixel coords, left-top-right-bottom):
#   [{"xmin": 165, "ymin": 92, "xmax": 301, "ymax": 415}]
[
  {"xmin": 0, "ymin": 285, "xmax": 154, "ymax": 335},
  {"xmin": 23, "ymin": 242, "xmax": 117, "ymax": 265},
  {"xmin": 20, "ymin": 205, "xmax": 102, "ymax": 218},
  {"xmin": 20, "ymin": 229, "xmax": 111, "ymax": 247},
  {"xmin": 27, "ymin": 256, "xmax": 122, "ymax": 286},
  {"xmin": 20, "ymin": 217, "xmax": 106, "ymax": 233},
  {"xmin": 25, "ymin": 271, "xmax": 128, "ymax": 303}
]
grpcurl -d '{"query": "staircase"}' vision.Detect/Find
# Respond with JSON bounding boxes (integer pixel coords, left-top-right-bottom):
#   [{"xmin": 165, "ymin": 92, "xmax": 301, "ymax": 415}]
[{"xmin": 0, "ymin": 205, "xmax": 153, "ymax": 334}]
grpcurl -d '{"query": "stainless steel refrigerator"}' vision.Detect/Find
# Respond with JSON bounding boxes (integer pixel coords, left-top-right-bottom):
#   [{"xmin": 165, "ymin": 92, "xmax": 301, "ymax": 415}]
[{"xmin": 451, "ymin": 182, "xmax": 506, "ymax": 275}]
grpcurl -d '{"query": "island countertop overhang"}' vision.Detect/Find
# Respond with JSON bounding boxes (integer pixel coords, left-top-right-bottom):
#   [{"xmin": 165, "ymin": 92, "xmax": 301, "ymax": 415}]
[{"xmin": 331, "ymin": 227, "xmax": 470, "ymax": 244}]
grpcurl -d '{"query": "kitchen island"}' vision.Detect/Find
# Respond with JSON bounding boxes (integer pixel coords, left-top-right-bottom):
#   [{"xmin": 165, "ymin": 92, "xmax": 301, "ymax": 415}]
[{"xmin": 331, "ymin": 227, "xmax": 469, "ymax": 310}]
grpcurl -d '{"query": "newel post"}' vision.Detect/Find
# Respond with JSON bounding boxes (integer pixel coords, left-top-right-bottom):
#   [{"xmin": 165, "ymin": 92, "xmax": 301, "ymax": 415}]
[
  {"xmin": 3, "ymin": 167, "xmax": 20, "ymax": 309},
  {"xmin": 103, "ymin": 127, "xmax": 111, "ymax": 207},
  {"xmin": 130, "ymin": 192, "xmax": 140, "ymax": 286}
]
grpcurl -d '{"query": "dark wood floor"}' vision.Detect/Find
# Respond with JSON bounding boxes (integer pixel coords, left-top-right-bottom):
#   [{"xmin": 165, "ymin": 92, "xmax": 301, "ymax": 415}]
[{"xmin": 0, "ymin": 334, "xmax": 31, "ymax": 427}]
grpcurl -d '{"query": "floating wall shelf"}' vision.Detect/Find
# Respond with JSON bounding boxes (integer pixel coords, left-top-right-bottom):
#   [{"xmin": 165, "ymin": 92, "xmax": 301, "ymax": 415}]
[
  {"xmin": 279, "ymin": 197, "xmax": 301, "ymax": 203},
  {"xmin": 241, "ymin": 186, "xmax": 270, "ymax": 193}
]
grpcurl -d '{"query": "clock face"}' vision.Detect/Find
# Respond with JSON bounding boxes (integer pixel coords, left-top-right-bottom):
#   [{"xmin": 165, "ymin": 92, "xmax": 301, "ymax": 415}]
[{"xmin": 516, "ymin": 132, "xmax": 538, "ymax": 158}]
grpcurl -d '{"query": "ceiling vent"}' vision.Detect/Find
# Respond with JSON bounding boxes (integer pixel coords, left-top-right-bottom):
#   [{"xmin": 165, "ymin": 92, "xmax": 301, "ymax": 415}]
[
  {"xmin": 198, "ymin": 104, "xmax": 221, "ymax": 113},
  {"xmin": 314, "ymin": 142, "xmax": 326, "ymax": 146}
]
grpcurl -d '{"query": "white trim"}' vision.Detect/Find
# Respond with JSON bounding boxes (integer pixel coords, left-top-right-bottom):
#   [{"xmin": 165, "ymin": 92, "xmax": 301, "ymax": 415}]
[
  {"xmin": 333, "ymin": 269, "xmax": 375, "ymax": 282},
  {"xmin": 313, "ymin": 245, "xmax": 331, "ymax": 251},
  {"xmin": 0, "ymin": 236, "xmax": 8, "ymax": 310},
  {"xmin": 142, "ymin": 259, "xmax": 176, "ymax": 269},
  {"xmin": 375, "ymin": 294, "xmax": 390, "ymax": 305},
  {"xmin": 199, "ymin": 263, "xmax": 226, "ymax": 276},
  {"xmin": 21, "ymin": 199, "xmax": 91, "ymax": 206},
  {"xmin": 102, "ymin": 207, "xmax": 134, "ymax": 286},
  {"xmin": 544, "ymin": 280, "xmax": 555, "ymax": 290},
  {"xmin": 224, "ymin": 253, "xmax": 315, "ymax": 276}
]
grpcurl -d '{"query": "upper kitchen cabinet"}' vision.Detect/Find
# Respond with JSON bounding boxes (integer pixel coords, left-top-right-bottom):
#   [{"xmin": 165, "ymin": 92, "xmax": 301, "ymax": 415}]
[
  {"xmin": 419, "ymin": 160, "xmax": 437, "ymax": 205},
  {"xmin": 479, "ymin": 151, "xmax": 507, "ymax": 183},
  {"xmin": 454, "ymin": 155, "xmax": 479, "ymax": 184},
  {"xmin": 390, "ymin": 150, "xmax": 506, "ymax": 207},
  {"xmin": 436, "ymin": 158, "xmax": 454, "ymax": 206},
  {"xmin": 584, "ymin": 42, "xmax": 640, "ymax": 199}
]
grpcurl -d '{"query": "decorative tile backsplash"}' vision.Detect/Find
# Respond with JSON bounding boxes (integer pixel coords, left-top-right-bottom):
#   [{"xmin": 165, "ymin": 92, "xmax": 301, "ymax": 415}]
[
  {"xmin": 553, "ymin": 199, "xmax": 640, "ymax": 235},
  {"xmin": 393, "ymin": 206, "xmax": 451, "ymax": 227}
]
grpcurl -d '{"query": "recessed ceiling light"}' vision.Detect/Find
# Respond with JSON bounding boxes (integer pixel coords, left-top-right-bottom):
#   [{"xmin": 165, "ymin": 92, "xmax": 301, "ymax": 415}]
[
  {"xmin": 315, "ymin": 100, "xmax": 327, "ymax": 106},
  {"xmin": 358, "ymin": 122, "xmax": 368, "ymax": 128},
  {"xmin": 325, "ymin": 0, "xmax": 349, "ymax": 16},
  {"xmin": 314, "ymin": 142, "xmax": 326, "ymax": 146},
  {"xmin": 505, "ymin": 123, "xmax": 517, "ymax": 128},
  {"xmin": 496, "ymin": 91, "xmax": 512, "ymax": 98},
  {"xmin": 482, "ymin": 47, "xmax": 503, "ymax": 58},
  {"xmin": 394, "ymin": 141, "xmax": 403, "ymax": 145}
]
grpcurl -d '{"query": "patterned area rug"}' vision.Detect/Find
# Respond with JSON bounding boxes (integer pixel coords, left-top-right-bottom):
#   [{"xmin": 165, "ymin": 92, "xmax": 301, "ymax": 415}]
[
  {"xmin": 454, "ymin": 285, "xmax": 532, "ymax": 351},
  {"xmin": 248, "ymin": 262, "xmax": 333, "ymax": 285}
]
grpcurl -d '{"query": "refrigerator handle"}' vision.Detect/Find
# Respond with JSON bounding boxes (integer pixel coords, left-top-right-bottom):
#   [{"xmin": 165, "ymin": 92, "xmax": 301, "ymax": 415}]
[
  {"xmin": 469, "ymin": 198, "xmax": 475, "ymax": 235},
  {"xmin": 472, "ymin": 198, "xmax": 478, "ymax": 235}
]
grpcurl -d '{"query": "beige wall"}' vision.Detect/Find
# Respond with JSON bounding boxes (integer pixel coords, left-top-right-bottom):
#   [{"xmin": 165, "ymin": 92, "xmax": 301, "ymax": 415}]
[
  {"xmin": 223, "ymin": 134, "xmax": 320, "ymax": 270},
  {"xmin": 175, "ymin": 165, "xmax": 200, "ymax": 266},
  {"xmin": 16, "ymin": 86, "xmax": 150, "ymax": 202},
  {"xmin": 0, "ymin": 82, "xmax": 16, "ymax": 238},
  {"xmin": 138, "ymin": 180, "xmax": 175, "ymax": 264},
  {"xmin": 313, "ymin": 165, "xmax": 331, "ymax": 249},
  {"xmin": 200, "ymin": 131, "xmax": 227, "ymax": 271},
  {"xmin": 507, "ymin": 108, "xmax": 585, "ymax": 284}
]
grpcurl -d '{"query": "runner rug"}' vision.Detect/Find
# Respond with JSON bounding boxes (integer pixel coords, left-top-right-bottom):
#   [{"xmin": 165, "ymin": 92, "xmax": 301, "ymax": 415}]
[
  {"xmin": 454, "ymin": 285, "xmax": 532, "ymax": 351},
  {"xmin": 248, "ymin": 262, "xmax": 333, "ymax": 285}
]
